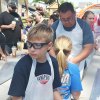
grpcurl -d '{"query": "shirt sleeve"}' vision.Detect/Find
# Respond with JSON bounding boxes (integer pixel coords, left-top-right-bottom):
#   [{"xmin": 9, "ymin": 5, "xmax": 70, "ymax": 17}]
[
  {"xmin": 82, "ymin": 21, "xmax": 94, "ymax": 45},
  {"xmin": 51, "ymin": 20, "xmax": 59, "ymax": 40},
  {"xmin": 51, "ymin": 56, "xmax": 61, "ymax": 89},
  {"xmin": 70, "ymin": 64, "xmax": 83, "ymax": 92},
  {"xmin": 8, "ymin": 56, "xmax": 31, "ymax": 97}
]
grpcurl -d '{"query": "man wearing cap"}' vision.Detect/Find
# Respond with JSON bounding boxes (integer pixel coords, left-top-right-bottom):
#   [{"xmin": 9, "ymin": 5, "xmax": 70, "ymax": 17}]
[{"xmin": 0, "ymin": 1, "xmax": 23, "ymax": 54}]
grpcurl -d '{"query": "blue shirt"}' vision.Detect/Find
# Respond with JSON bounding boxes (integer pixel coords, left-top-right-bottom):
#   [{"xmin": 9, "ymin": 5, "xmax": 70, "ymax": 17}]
[{"xmin": 59, "ymin": 62, "xmax": 82, "ymax": 99}]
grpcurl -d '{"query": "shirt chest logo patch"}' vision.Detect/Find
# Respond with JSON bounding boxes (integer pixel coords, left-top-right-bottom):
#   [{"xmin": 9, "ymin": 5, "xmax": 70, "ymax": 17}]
[
  {"xmin": 36, "ymin": 74, "xmax": 50, "ymax": 84},
  {"xmin": 61, "ymin": 73, "xmax": 70, "ymax": 86}
]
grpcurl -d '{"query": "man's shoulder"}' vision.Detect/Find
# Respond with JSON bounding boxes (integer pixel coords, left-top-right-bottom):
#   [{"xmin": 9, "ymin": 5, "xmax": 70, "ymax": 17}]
[
  {"xmin": 0, "ymin": 11, "xmax": 8, "ymax": 15},
  {"xmin": 51, "ymin": 20, "xmax": 59, "ymax": 30},
  {"xmin": 14, "ymin": 12, "xmax": 20, "ymax": 17},
  {"xmin": 77, "ymin": 18, "xmax": 89, "ymax": 29},
  {"xmin": 77, "ymin": 18, "xmax": 85, "ymax": 25}
]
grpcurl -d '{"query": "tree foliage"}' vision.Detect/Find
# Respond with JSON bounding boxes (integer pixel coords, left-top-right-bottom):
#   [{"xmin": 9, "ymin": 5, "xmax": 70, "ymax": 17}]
[{"xmin": 32, "ymin": 0, "xmax": 55, "ymax": 4}]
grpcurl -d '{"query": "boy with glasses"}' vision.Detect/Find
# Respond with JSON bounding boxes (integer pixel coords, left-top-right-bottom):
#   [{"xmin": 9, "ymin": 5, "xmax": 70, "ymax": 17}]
[{"xmin": 8, "ymin": 23, "xmax": 62, "ymax": 100}]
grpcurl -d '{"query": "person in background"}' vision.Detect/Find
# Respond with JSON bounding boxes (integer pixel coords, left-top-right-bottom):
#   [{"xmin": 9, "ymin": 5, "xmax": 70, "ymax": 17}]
[
  {"xmin": 82, "ymin": 11, "xmax": 96, "ymax": 67},
  {"xmin": 8, "ymin": 23, "xmax": 62, "ymax": 100},
  {"xmin": 22, "ymin": 16, "xmax": 33, "ymax": 41},
  {"xmin": 54, "ymin": 35, "xmax": 82, "ymax": 100},
  {"xmin": 32, "ymin": 10, "xmax": 48, "ymax": 25},
  {"xmin": 82, "ymin": 11, "xmax": 95, "ymax": 32},
  {"xmin": 50, "ymin": 2, "xmax": 94, "ymax": 79},
  {"xmin": 48, "ymin": 13, "xmax": 59, "ymax": 26},
  {"xmin": 94, "ymin": 13, "xmax": 100, "ymax": 37},
  {"xmin": 22, "ymin": 16, "xmax": 34, "ymax": 49},
  {"xmin": 23, "ymin": 16, "xmax": 34, "ymax": 35},
  {"xmin": 0, "ymin": 31, "xmax": 6, "ymax": 61},
  {"xmin": 0, "ymin": 1, "xmax": 23, "ymax": 54},
  {"xmin": 94, "ymin": 14, "xmax": 100, "ymax": 50}
]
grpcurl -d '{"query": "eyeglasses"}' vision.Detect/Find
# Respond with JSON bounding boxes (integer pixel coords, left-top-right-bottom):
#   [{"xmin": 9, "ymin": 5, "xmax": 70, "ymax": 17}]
[
  {"xmin": 60, "ymin": 15, "xmax": 75, "ymax": 22},
  {"xmin": 88, "ymin": 18, "xmax": 94, "ymax": 20},
  {"xmin": 55, "ymin": 48, "xmax": 70, "ymax": 55},
  {"xmin": 26, "ymin": 41, "xmax": 48, "ymax": 49}
]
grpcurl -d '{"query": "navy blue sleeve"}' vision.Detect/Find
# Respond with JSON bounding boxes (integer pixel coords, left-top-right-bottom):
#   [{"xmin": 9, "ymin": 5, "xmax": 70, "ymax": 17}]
[
  {"xmin": 8, "ymin": 55, "xmax": 32, "ymax": 97},
  {"xmin": 51, "ymin": 56, "xmax": 61, "ymax": 89},
  {"xmin": 51, "ymin": 20, "xmax": 59, "ymax": 40},
  {"xmin": 82, "ymin": 21, "xmax": 94, "ymax": 45},
  {"xmin": 77, "ymin": 18, "xmax": 94, "ymax": 45},
  {"xmin": 81, "ymin": 20, "xmax": 94, "ymax": 45}
]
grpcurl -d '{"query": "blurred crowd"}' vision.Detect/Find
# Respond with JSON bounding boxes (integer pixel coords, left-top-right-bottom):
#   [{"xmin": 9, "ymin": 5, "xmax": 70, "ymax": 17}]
[{"xmin": 0, "ymin": 1, "xmax": 100, "ymax": 100}]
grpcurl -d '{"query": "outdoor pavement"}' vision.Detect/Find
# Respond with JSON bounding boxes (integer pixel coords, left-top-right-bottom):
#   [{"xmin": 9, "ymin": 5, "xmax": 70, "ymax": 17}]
[
  {"xmin": 79, "ymin": 50, "xmax": 100, "ymax": 100},
  {"xmin": 0, "ymin": 50, "xmax": 100, "ymax": 100}
]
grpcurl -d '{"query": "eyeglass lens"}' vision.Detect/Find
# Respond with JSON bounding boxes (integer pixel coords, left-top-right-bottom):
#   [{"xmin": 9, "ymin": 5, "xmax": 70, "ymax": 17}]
[
  {"xmin": 61, "ymin": 15, "xmax": 75, "ymax": 22},
  {"xmin": 26, "ymin": 41, "xmax": 48, "ymax": 49}
]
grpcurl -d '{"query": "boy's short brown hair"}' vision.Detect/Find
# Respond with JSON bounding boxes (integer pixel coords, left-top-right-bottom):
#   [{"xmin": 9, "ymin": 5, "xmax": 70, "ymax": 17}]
[{"xmin": 27, "ymin": 23, "xmax": 54, "ymax": 43}]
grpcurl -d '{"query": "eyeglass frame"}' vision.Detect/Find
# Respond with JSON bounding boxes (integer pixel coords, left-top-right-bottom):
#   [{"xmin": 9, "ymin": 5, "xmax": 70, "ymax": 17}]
[
  {"xmin": 60, "ymin": 14, "xmax": 76, "ymax": 23},
  {"xmin": 26, "ymin": 41, "xmax": 49, "ymax": 49}
]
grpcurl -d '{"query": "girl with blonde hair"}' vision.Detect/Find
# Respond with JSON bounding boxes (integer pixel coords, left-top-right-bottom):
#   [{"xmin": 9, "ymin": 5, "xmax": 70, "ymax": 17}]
[{"xmin": 54, "ymin": 35, "xmax": 82, "ymax": 100}]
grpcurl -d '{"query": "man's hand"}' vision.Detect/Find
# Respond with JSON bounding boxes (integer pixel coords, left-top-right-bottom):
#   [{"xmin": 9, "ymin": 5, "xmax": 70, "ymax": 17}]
[{"xmin": 68, "ymin": 44, "xmax": 93, "ymax": 64}]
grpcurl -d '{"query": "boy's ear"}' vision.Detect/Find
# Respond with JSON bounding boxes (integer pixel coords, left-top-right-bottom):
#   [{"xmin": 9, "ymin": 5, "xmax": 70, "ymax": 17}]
[{"xmin": 47, "ymin": 42, "xmax": 53, "ymax": 51}]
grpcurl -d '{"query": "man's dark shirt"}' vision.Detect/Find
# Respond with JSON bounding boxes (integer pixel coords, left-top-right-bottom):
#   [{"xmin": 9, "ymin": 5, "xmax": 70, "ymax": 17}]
[{"xmin": 0, "ymin": 11, "xmax": 23, "ymax": 47}]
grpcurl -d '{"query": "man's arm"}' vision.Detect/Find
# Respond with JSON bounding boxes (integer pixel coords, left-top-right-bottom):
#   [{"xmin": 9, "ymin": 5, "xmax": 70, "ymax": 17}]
[
  {"xmin": 69, "ymin": 44, "xmax": 93, "ymax": 64},
  {"xmin": 0, "ymin": 24, "xmax": 15, "ymax": 30},
  {"xmin": 69, "ymin": 20, "xmax": 94, "ymax": 64},
  {"xmin": 0, "ymin": 15, "xmax": 15, "ymax": 30}
]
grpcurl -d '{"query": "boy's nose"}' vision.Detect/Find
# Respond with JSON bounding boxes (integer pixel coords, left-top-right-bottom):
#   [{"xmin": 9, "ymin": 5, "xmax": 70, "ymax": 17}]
[{"xmin": 30, "ymin": 46, "xmax": 35, "ymax": 51}]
